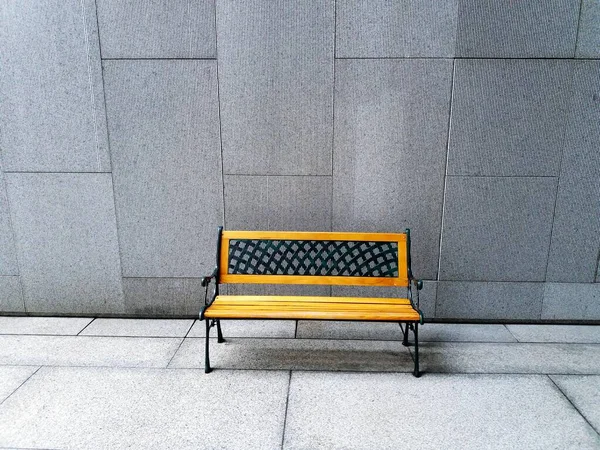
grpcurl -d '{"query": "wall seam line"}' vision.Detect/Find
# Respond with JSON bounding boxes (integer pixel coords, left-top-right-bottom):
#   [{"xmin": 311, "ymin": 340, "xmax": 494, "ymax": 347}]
[{"xmin": 213, "ymin": 0, "xmax": 226, "ymax": 229}]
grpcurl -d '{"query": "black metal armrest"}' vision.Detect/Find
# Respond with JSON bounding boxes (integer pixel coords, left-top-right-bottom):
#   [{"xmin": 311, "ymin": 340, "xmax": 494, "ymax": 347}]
[{"xmin": 201, "ymin": 267, "xmax": 219, "ymax": 287}]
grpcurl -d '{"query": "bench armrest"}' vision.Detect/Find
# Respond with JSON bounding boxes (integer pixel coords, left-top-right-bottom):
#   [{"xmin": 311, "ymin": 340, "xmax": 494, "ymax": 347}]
[{"xmin": 201, "ymin": 267, "xmax": 219, "ymax": 287}]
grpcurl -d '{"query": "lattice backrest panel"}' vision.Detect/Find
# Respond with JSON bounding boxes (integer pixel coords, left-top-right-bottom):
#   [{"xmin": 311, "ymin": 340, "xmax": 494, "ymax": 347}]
[{"xmin": 218, "ymin": 231, "xmax": 409, "ymax": 286}]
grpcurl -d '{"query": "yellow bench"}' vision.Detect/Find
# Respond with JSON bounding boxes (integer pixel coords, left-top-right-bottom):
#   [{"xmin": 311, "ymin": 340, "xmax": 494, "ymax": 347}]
[{"xmin": 200, "ymin": 228, "xmax": 424, "ymax": 376}]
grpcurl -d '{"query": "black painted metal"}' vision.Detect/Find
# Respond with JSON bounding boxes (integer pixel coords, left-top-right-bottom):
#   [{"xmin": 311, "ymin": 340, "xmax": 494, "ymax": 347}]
[
  {"xmin": 227, "ymin": 239, "xmax": 399, "ymax": 277},
  {"xmin": 402, "ymin": 322, "xmax": 409, "ymax": 346},
  {"xmin": 413, "ymin": 322, "xmax": 420, "ymax": 377},
  {"xmin": 216, "ymin": 320, "xmax": 224, "ymax": 343},
  {"xmin": 204, "ymin": 319, "xmax": 211, "ymax": 373}
]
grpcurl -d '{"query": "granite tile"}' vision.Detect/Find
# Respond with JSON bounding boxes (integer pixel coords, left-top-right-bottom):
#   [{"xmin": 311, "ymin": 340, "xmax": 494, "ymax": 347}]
[
  {"xmin": 284, "ymin": 372, "xmax": 600, "ymax": 449},
  {"xmin": 435, "ymin": 282, "xmax": 544, "ymax": 320},
  {"xmin": 419, "ymin": 342, "xmax": 600, "ymax": 374},
  {"xmin": 225, "ymin": 175, "xmax": 332, "ymax": 231},
  {"xmin": 551, "ymin": 375, "xmax": 600, "ymax": 432},
  {"xmin": 104, "ymin": 60, "xmax": 223, "ymax": 277},
  {"xmin": 0, "ymin": 170, "xmax": 18, "ymax": 275},
  {"xmin": 122, "ymin": 278, "xmax": 205, "ymax": 317},
  {"xmin": 336, "ymin": 0, "xmax": 458, "ymax": 57},
  {"xmin": 547, "ymin": 61, "xmax": 600, "ymax": 282},
  {"xmin": 448, "ymin": 59, "xmax": 572, "ymax": 176},
  {"xmin": 187, "ymin": 319, "xmax": 295, "ymax": 339},
  {"xmin": 0, "ymin": 0, "xmax": 110, "ymax": 172},
  {"xmin": 507, "ymin": 325, "xmax": 600, "ymax": 343},
  {"xmin": 456, "ymin": 0, "xmax": 579, "ymax": 57},
  {"xmin": 5, "ymin": 174, "xmax": 124, "ymax": 314},
  {"xmin": 333, "ymin": 59, "xmax": 453, "ymax": 280},
  {"xmin": 575, "ymin": 0, "xmax": 600, "ymax": 58},
  {"xmin": 218, "ymin": 0, "xmax": 334, "ymax": 175},
  {"xmin": 80, "ymin": 319, "xmax": 193, "ymax": 337},
  {"xmin": 169, "ymin": 337, "xmax": 413, "ymax": 372},
  {"xmin": 0, "ymin": 335, "xmax": 180, "ymax": 368},
  {"xmin": 96, "ymin": 0, "xmax": 216, "ymax": 58},
  {"xmin": 0, "ymin": 317, "xmax": 92, "ymax": 336},
  {"xmin": 438, "ymin": 177, "xmax": 557, "ymax": 282},
  {"xmin": 0, "ymin": 367, "xmax": 288, "ymax": 449},
  {"xmin": 0, "ymin": 277, "xmax": 23, "ymax": 314},
  {"xmin": 542, "ymin": 283, "xmax": 600, "ymax": 320},
  {"xmin": 0, "ymin": 366, "xmax": 38, "ymax": 404}
]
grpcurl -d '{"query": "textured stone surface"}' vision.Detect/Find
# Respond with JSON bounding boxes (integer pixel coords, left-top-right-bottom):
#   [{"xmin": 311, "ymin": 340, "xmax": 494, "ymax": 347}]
[
  {"xmin": 419, "ymin": 324, "xmax": 517, "ymax": 343},
  {"xmin": 456, "ymin": 0, "xmax": 579, "ymax": 57},
  {"xmin": 284, "ymin": 373, "xmax": 600, "ymax": 449},
  {"xmin": 96, "ymin": 0, "xmax": 216, "ymax": 58},
  {"xmin": 0, "ymin": 277, "xmax": 23, "ymax": 313},
  {"xmin": 0, "ymin": 367, "xmax": 288, "ymax": 449},
  {"xmin": 224, "ymin": 175, "xmax": 332, "ymax": 231},
  {"xmin": 0, "ymin": 170, "xmax": 18, "ymax": 275},
  {"xmin": 122, "ymin": 278, "xmax": 204, "ymax": 317},
  {"xmin": 0, "ymin": 366, "xmax": 38, "ymax": 404},
  {"xmin": 104, "ymin": 60, "xmax": 222, "ymax": 277},
  {"xmin": 169, "ymin": 338, "xmax": 414, "ymax": 371},
  {"xmin": 448, "ymin": 59, "xmax": 572, "ymax": 176},
  {"xmin": 336, "ymin": 0, "xmax": 458, "ymax": 57},
  {"xmin": 5, "ymin": 174, "xmax": 124, "ymax": 314},
  {"xmin": 188, "ymin": 319, "xmax": 296, "ymax": 338},
  {"xmin": 296, "ymin": 321, "xmax": 403, "ymax": 341},
  {"xmin": 80, "ymin": 319, "xmax": 193, "ymax": 337},
  {"xmin": 506, "ymin": 325, "xmax": 600, "ymax": 344},
  {"xmin": 436, "ymin": 282, "xmax": 544, "ymax": 320},
  {"xmin": 547, "ymin": 61, "xmax": 600, "ymax": 282},
  {"xmin": 332, "ymin": 282, "xmax": 436, "ymax": 319},
  {"xmin": 576, "ymin": 0, "xmax": 600, "ymax": 58},
  {"xmin": 333, "ymin": 59, "xmax": 452, "ymax": 280},
  {"xmin": 419, "ymin": 342, "xmax": 600, "ymax": 374},
  {"xmin": 0, "ymin": 336, "xmax": 180, "ymax": 368},
  {"xmin": 0, "ymin": 317, "xmax": 92, "ymax": 336},
  {"xmin": 0, "ymin": 0, "xmax": 110, "ymax": 172},
  {"xmin": 438, "ymin": 177, "xmax": 557, "ymax": 281},
  {"xmin": 551, "ymin": 375, "xmax": 600, "ymax": 433},
  {"xmin": 218, "ymin": 0, "xmax": 334, "ymax": 175},
  {"xmin": 542, "ymin": 283, "xmax": 600, "ymax": 320}
]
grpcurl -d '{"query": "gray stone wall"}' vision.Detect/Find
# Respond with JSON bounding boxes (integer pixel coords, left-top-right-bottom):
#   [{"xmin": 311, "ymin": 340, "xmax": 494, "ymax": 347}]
[{"xmin": 0, "ymin": 0, "xmax": 599, "ymax": 321}]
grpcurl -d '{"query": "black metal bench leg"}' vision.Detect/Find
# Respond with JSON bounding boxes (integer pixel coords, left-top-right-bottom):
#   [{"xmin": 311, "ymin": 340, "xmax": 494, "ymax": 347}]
[
  {"xmin": 401, "ymin": 322, "xmax": 410, "ymax": 346},
  {"xmin": 205, "ymin": 319, "xmax": 212, "ymax": 374},
  {"xmin": 413, "ymin": 322, "xmax": 420, "ymax": 378},
  {"xmin": 216, "ymin": 320, "xmax": 225, "ymax": 343}
]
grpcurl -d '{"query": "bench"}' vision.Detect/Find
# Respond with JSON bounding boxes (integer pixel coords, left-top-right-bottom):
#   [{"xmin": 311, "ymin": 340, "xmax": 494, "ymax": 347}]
[{"xmin": 200, "ymin": 228, "xmax": 424, "ymax": 376}]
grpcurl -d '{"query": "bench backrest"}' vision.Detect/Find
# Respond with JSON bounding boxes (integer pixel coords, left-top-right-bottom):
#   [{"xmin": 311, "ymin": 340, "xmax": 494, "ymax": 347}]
[{"xmin": 213, "ymin": 229, "xmax": 412, "ymax": 287}]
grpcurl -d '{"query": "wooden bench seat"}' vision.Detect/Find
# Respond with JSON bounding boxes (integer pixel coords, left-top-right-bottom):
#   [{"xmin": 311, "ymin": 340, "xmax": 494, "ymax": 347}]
[
  {"xmin": 200, "ymin": 228, "xmax": 424, "ymax": 376},
  {"xmin": 204, "ymin": 295, "xmax": 421, "ymax": 321}
]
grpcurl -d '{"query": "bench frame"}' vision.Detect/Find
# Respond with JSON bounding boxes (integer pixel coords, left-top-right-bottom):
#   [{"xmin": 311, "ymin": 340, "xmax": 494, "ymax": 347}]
[{"xmin": 200, "ymin": 227, "xmax": 424, "ymax": 376}]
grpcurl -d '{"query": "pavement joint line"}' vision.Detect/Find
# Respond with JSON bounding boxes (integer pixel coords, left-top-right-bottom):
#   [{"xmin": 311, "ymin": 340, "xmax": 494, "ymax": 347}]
[
  {"xmin": 502, "ymin": 324, "xmax": 520, "ymax": 342},
  {"xmin": 280, "ymin": 371, "xmax": 292, "ymax": 449},
  {"xmin": 76, "ymin": 317, "xmax": 96, "ymax": 335},
  {"xmin": 165, "ymin": 321, "xmax": 197, "ymax": 368},
  {"xmin": 547, "ymin": 375, "xmax": 600, "ymax": 437},
  {"xmin": 0, "ymin": 366, "xmax": 41, "ymax": 407}
]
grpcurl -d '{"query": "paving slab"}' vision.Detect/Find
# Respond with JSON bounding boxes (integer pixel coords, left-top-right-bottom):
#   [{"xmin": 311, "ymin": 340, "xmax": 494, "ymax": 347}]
[
  {"xmin": 188, "ymin": 319, "xmax": 296, "ymax": 339},
  {"xmin": 0, "ymin": 366, "xmax": 38, "ymax": 403},
  {"xmin": 80, "ymin": 319, "xmax": 193, "ymax": 337},
  {"xmin": 507, "ymin": 325, "xmax": 600, "ymax": 343},
  {"xmin": 170, "ymin": 338, "xmax": 413, "ymax": 372},
  {"xmin": 283, "ymin": 372, "xmax": 600, "ymax": 449},
  {"xmin": 296, "ymin": 321, "xmax": 403, "ymax": 340},
  {"xmin": 551, "ymin": 375, "xmax": 600, "ymax": 433},
  {"xmin": 0, "ymin": 336, "xmax": 181, "ymax": 368},
  {"xmin": 418, "ymin": 342, "xmax": 600, "ymax": 375},
  {"xmin": 0, "ymin": 317, "xmax": 92, "ymax": 336},
  {"xmin": 420, "ymin": 324, "xmax": 517, "ymax": 342},
  {"xmin": 0, "ymin": 367, "xmax": 288, "ymax": 449}
]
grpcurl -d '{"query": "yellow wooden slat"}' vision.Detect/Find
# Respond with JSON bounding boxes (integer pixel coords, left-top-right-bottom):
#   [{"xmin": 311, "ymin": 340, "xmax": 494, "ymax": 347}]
[
  {"xmin": 204, "ymin": 309, "xmax": 420, "ymax": 321},
  {"xmin": 208, "ymin": 304, "xmax": 417, "ymax": 313},
  {"xmin": 219, "ymin": 274, "xmax": 408, "ymax": 286},
  {"xmin": 213, "ymin": 295, "xmax": 412, "ymax": 305},
  {"xmin": 222, "ymin": 230, "xmax": 407, "ymax": 242}
]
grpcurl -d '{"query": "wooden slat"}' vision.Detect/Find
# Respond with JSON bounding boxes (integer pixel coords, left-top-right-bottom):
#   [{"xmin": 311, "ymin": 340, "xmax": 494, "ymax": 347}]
[
  {"xmin": 213, "ymin": 295, "xmax": 412, "ymax": 305},
  {"xmin": 204, "ymin": 295, "xmax": 420, "ymax": 321},
  {"xmin": 218, "ymin": 274, "xmax": 408, "ymax": 286},
  {"xmin": 222, "ymin": 230, "xmax": 406, "ymax": 242}
]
